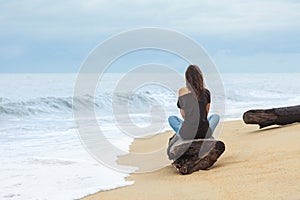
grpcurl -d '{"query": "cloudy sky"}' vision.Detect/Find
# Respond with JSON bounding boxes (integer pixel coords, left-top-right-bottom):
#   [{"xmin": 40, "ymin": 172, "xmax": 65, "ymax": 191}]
[{"xmin": 1, "ymin": 0, "xmax": 299, "ymax": 73}]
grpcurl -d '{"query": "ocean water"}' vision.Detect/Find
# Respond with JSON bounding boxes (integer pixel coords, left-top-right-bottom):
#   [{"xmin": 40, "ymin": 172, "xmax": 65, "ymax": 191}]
[{"xmin": 0, "ymin": 73, "xmax": 299, "ymax": 199}]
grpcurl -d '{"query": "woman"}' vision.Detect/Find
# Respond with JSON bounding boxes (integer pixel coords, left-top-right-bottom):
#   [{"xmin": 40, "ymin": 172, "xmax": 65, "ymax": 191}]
[{"xmin": 168, "ymin": 64, "xmax": 220, "ymax": 140}]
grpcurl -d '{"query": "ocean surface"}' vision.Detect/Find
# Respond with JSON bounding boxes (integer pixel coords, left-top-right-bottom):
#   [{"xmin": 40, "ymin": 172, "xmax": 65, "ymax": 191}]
[{"xmin": 0, "ymin": 73, "xmax": 299, "ymax": 199}]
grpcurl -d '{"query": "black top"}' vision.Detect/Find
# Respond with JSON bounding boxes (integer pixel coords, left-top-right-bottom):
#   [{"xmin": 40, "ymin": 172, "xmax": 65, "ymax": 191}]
[{"xmin": 177, "ymin": 89, "xmax": 211, "ymax": 139}]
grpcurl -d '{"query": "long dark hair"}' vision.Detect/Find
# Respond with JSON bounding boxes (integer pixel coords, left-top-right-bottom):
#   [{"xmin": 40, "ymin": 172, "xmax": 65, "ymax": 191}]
[{"xmin": 185, "ymin": 64, "xmax": 205, "ymax": 100}]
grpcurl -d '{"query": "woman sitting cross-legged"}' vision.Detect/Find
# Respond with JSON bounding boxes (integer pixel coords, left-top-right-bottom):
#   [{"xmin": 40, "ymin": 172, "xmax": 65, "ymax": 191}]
[
  {"xmin": 168, "ymin": 64, "xmax": 220, "ymax": 140},
  {"xmin": 167, "ymin": 64, "xmax": 225, "ymax": 174}
]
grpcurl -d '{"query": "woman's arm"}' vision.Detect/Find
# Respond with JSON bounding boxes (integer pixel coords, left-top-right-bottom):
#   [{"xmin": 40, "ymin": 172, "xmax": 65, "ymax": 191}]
[
  {"xmin": 178, "ymin": 87, "xmax": 189, "ymax": 119},
  {"xmin": 206, "ymin": 103, "xmax": 210, "ymax": 115},
  {"xmin": 180, "ymin": 108, "xmax": 185, "ymax": 119}
]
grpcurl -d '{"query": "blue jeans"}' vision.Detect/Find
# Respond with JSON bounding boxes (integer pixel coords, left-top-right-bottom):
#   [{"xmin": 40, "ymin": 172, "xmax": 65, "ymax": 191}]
[{"xmin": 168, "ymin": 114, "xmax": 220, "ymax": 139}]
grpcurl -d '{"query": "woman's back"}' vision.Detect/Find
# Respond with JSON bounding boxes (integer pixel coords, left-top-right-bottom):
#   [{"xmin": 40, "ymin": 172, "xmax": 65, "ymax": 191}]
[{"xmin": 177, "ymin": 89, "xmax": 211, "ymax": 139}]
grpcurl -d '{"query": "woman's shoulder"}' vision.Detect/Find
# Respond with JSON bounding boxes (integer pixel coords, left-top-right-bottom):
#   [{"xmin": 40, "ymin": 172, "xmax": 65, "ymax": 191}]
[
  {"xmin": 204, "ymin": 88, "xmax": 210, "ymax": 95},
  {"xmin": 178, "ymin": 87, "xmax": 191, "ymax": 97},
  {"xmin": 204, "ymin": 88, "xmax": 211, "ymax": 102}
]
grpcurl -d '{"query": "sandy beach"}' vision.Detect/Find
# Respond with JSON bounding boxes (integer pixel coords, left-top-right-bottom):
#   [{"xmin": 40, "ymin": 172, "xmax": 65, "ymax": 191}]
[{"xmin": 82, "ymin": 120, "xmax": 300, "ymax": 200}]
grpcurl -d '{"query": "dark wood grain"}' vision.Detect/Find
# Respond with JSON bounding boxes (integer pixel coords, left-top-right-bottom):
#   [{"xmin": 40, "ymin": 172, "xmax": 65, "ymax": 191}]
[{"xmin": 243, "ymin": 105, "xmax": 300, "ymax": 128}]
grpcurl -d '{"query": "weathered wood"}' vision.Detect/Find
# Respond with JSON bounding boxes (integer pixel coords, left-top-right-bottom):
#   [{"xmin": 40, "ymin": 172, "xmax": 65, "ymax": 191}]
[
  {"xmin": 243, "ymin": 105, "xmax": 300, "ymax": 128},
  {"xmin": 167, "ymin": 136, "xmax": 225, "ymax": 175}
]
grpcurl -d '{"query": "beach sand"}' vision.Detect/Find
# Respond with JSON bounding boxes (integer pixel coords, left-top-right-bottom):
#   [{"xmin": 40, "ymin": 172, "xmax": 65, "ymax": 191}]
[{"xmin": 82, "ymin": 120, "xmax": 300, "ymax": 200}]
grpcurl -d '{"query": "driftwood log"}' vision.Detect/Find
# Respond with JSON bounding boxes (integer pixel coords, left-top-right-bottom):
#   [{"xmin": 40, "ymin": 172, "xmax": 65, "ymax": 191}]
[
  {"xmin": 167, "ymin": 135, "xmax": 225, "ymax": 175},
  {"xmin": 243, "ymin": 105, "xmax": 300, "ymax": 128}
]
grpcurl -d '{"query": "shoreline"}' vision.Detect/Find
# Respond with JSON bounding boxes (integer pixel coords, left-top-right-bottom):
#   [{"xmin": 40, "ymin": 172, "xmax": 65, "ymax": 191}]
[{"xmin": 81, "ymin": 120, "xmax": 300, "ymax": 199}]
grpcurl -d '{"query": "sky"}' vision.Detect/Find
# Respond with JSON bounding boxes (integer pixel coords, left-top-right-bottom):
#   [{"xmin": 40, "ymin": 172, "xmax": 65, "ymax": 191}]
[{"xmin": 0, "ymin": 0, "xmax": 300, "ymax": 73}]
